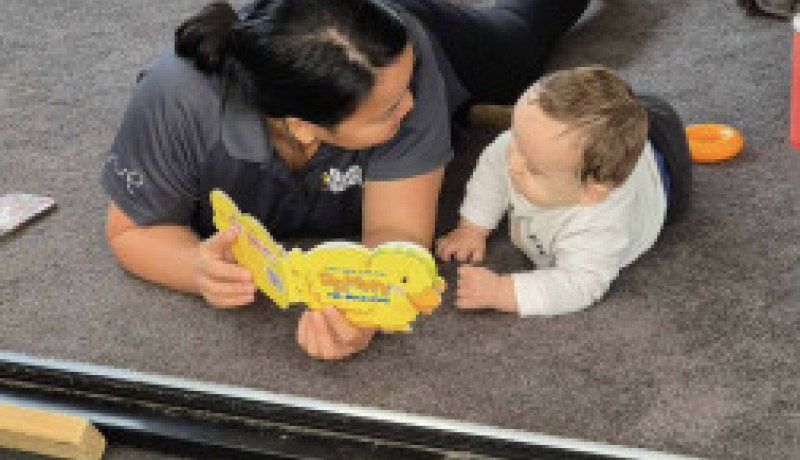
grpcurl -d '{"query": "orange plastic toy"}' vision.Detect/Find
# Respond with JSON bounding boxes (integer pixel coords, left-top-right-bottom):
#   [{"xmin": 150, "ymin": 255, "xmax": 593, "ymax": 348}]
[{"xmin": 685, "ymin": 124, "xmax": 744, "ymax": 163}]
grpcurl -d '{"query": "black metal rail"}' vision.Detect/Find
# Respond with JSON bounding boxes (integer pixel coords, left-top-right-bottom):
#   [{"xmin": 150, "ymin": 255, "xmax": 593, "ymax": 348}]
[{"xmin": 0, "ymin": 351, "xmax": 693, "ymax": 460}]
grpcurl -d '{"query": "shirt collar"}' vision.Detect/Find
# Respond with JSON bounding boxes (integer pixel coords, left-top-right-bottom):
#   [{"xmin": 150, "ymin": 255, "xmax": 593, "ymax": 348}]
[{"xmin": 220, "ymin": 87, "xmax": 272, "ymax": 163}]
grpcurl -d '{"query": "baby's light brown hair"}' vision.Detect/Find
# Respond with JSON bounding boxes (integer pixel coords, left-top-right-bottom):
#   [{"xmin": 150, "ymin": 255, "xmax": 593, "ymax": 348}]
[{"xmin": 533, "ymin": 65, "xmax": 648, "ymax": 185}]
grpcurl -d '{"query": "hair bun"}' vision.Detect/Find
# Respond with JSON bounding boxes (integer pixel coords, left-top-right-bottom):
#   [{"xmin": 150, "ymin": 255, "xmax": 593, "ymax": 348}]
[{"xmin": 175, "ymin": 2, "xmax": 238, "ymax": 73}]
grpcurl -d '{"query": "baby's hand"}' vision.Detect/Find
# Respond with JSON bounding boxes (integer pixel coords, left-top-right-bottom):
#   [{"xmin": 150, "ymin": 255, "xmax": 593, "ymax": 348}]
[
  {"xmin": 456, "ymin": 265, "xmax": 517, "ymax": 313},
  {"xmin": 435, "ymin": 220, "xmax": 488, "ymax": 263}
]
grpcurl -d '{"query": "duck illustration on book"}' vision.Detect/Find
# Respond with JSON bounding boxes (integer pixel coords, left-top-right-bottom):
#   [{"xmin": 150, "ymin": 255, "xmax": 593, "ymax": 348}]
[{"xmin": 210, "ymin": 190, "xmax": 446, "ymax": 332}]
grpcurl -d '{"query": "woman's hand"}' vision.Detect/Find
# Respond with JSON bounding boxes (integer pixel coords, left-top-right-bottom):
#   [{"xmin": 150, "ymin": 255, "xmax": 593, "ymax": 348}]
[
  {"xmin": 297, "ymin": 307, "xmax": 376, "ymax": 360},
  {"xmin": 105, "ymin": 202, "xmax": 254, "ymax": 307},
  {"xmin": 193, "ymin": 227, "xmax": 256, "ymax": 308}
]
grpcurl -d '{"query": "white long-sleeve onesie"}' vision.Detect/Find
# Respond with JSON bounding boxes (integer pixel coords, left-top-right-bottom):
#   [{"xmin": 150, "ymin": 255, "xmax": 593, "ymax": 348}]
[{"xmin": 459, "ymin": 131, "xmax": 667, "ymax": 316}]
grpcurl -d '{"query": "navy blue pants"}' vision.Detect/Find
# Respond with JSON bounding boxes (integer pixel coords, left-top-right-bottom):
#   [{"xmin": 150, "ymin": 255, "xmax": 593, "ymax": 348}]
[
  {"xmin": 638, "ymin": 95, "xmax": 692, "ymax": 224},
  {"xmin": 391, "ymin": 0, "xmax": 591, "ymax": 105}
]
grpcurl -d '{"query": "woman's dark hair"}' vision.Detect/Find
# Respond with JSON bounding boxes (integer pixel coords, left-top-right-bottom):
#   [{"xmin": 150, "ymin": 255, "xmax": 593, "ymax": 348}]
[{"xmin": 175, "ymin": 0, "xmax": 408, "ymax": 127}]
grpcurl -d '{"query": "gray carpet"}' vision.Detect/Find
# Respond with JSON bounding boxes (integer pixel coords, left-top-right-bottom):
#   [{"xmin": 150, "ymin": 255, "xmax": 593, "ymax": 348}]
[{"xmin": 2, "ymin": 1, "xmax": 798, "ymax": 459}]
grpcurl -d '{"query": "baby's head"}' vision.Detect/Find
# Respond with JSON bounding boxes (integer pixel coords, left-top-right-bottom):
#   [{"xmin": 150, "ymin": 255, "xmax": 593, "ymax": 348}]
[{"xmin": 508, "ymin": 66, "xmax": 648, "ymax": 207}]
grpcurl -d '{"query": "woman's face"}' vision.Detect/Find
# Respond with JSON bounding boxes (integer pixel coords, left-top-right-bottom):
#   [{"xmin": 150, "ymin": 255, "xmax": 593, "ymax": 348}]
[{"xmin": 318, "ymin": 43, "xmax": 415, "ymax": 150}]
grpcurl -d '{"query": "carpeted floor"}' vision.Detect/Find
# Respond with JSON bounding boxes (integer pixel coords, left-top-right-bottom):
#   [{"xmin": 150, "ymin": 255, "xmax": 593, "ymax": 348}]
[{"xmin": 2, "ymin": 1, "xmax": 798, "ymax": 459}]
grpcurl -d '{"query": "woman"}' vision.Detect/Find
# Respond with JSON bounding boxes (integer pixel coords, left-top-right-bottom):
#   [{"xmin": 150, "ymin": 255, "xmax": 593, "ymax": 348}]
[{"xmin": 102, "ymin": 0, "xmax": 590, "ymax": 359}]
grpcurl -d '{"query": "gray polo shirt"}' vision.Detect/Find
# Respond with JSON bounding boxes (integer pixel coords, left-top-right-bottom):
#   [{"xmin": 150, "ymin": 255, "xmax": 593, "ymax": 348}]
[{"xmin": 101, "ymin": 9, "xmax": 455, "ymax": 238}]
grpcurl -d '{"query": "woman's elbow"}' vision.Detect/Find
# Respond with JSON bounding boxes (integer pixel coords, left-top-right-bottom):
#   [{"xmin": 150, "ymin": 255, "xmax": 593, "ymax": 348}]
[{"xmin": 104, "ymin": 203, "xmax": 140, "ymax": 261}]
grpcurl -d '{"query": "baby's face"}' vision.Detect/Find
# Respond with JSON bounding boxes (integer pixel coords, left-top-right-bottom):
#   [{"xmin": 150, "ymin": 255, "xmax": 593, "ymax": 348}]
[{"xmin": 507, "ymin": 88, "xmax": 588, "ymax": 208}]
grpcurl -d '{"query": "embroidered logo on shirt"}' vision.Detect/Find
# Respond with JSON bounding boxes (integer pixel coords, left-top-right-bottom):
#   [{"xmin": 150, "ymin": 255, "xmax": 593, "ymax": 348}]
[
  {"xmin": 321, "ymin": 165, "xmax": 363, "ymax": 193},
  {"xmin": 106, "ymin": 154, "xmax": 144, "ymax": 195},
  {"xmin": 528, "ymin": 233, "xmax": 547, "ymax": 256}
]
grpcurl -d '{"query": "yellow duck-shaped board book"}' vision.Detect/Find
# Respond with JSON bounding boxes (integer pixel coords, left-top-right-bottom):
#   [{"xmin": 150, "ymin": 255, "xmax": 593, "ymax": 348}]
[{"xmin": 210, "ymin": 190, "xmax": 446, "ymax": 332}]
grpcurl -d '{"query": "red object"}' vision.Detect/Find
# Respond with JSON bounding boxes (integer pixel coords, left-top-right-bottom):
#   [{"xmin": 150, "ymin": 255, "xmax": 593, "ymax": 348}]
[{"xmin": 790, "ymin": 15, "xmax": 800, "ymax": 149}]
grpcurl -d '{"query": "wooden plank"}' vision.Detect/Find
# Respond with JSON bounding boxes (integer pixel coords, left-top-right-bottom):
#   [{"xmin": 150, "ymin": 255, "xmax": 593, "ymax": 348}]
[{"xmin": 0, "ymin": 404, "xmax": 105, "ymax": 460}]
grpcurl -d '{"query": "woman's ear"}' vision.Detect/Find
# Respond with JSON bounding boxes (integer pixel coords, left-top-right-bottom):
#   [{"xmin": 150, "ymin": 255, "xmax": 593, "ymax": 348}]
[
  {"xmin": 285, "ymin": 117, "xmax": 321, "ymax": 145},
  {"xmin": 579, "ymin": 179, "xmax": 612, "ymax": 205}
]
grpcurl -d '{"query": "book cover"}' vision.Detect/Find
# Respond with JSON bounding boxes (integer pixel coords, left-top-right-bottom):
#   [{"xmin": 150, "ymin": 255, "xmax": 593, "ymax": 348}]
[{"xmin": 210, "ymin": 189, "xmax": 445, "ymax": 332}]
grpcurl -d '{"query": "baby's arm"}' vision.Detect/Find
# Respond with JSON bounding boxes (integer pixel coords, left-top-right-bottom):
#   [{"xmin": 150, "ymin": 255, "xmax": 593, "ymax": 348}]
[
  {"xmin": 455, "ymin": 265, "xmax": 517, "ymax": 313},
  {"xmin": 451, "ymin": 224, "xmax": 630, "ymax": 316},
  {"xmin": 513, "ymin": 226, "xmax": 628, "ymax": 316},
  {"xmin": 436, "ymin": 132, "xmax": 512, "ymax": 262}
]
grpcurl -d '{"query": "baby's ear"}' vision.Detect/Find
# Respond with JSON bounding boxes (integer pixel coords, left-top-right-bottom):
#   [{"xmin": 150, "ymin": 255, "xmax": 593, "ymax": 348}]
[{"xmin": 579, "ymin": 179, "xmax": 613, "ymax": 205}]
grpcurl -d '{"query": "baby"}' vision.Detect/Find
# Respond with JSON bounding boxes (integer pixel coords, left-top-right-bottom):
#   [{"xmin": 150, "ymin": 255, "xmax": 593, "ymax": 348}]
[{"xmin": 437, "ymin": 66, "xmax": 689, "ymax": 316}]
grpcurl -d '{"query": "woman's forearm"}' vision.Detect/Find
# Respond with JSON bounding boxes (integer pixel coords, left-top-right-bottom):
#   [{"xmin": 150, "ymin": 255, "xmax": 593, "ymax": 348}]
[
  {"xmin": 362, "ymin": 168, "xmax": 444, "ymax": 250},
  {"xmin": 106, "ymin": 223, "xmax": 203, "ymax": 295},
  {"xmin": 105, "ymin": 202, "xmax": 204, "ymax": 294},
  {"xmin": 362, "ymin": 227, "xmax": 433, "ymax": 250}
]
